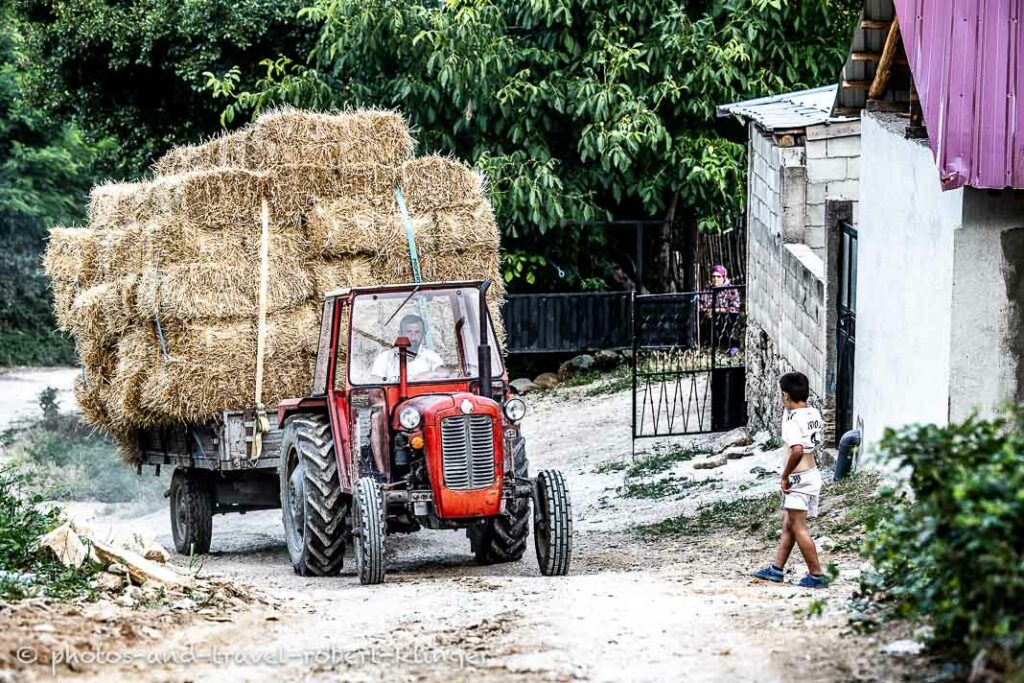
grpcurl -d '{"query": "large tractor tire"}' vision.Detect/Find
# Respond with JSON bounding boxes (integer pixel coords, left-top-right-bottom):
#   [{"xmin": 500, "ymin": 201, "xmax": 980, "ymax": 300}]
[
  {"xmin": 468, "ymin": 452, "xmax": 530, "ymax": 564},
  {"xmin": 534, "ymin": 469, "xmax": 572, "ymax": 576},
  {"xmin": 170, "ymin": 468, "xmax": 213, "ymax": 555},
  {"xmin": 353, "ymin": 476, "xmax": 386, "ymax": 585},
  {"xmin": 280, "ymin": 415, "xmax": 348, "ymax": 576}
]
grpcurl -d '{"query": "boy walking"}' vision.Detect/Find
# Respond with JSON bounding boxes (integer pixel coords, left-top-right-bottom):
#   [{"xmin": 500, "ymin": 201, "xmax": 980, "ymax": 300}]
[{"xmin": 752, "ymin": 372, "xmax": 828, "ymax": 588}]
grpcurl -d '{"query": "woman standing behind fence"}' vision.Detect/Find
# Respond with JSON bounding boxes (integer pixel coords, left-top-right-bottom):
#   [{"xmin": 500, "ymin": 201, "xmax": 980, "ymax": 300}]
[{"xmin": 698, "ymin": 265, "xmax": 742, "ymax": 354}]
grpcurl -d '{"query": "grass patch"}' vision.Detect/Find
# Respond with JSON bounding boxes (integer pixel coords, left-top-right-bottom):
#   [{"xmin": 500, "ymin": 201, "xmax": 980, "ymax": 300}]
[
  {"xmin": 5, "ymin": 388, "xmax": 163, "ymax": 506},
  {"xmin": 625, "ymin": 446, "xmax": 705, "ymax": 478},
  {"xmin": 639, "ymin": 490, "xmax": 781, "ymax": 536},
  {"xmin": 620, "ymin": 475, "xmax": 720, "ymax": 500},
  {"xmin": 557, "ymin": 365, "xmax": 633, "ymax": 397},
  {"xmin": 599, "ymin": 446, "xmax": 718, "ymax": 500},
  {"xmin": 593, "ymin": 460, "xmax": 628, "ymax": 474},
  {"xmin": 582, "ymin": 366, "xmax": 633, "ymax": 397},
  {"xmin": 637, "ymin": 471, "xmax": 891, "ymax": 543}
]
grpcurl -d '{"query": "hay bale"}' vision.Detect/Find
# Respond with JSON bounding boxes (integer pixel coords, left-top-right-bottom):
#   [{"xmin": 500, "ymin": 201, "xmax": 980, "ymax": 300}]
[
  {"xmin": 75, "ymin": 336, "xmax": 117, "ymax": 376},
  {"xmin": 68, "ymin": 277, "xmax": 138, "ymax": 345},
  {"xmin": 307, "ymin": 200, "xmax": 426, "ymax": 259},
  {"xmin": 42, "ymin": 227, "xmax": 98, "ymax": 286},
  {"xmin": 88, "ymin": 182, "xmax": 147, "ymax": 232},
  {"xmin": 310, "ymin": 257, "xmax": 387, "ymax": 296},
  {"xmin": 142, "ymin": 169, "xmax": 267, "ymax": 227},
  {"xmin": 51, "ymin": 281, "xmax": 78, "ymax": 332},
  {"xmin": 95, "ymin": 225, "xmax": 146, "ymax": 281},
  {"xmin": 246, "ymin": 108, "xmax": 414, "ymax": 169},
  {"xmin": 428, "ymin": 201, "xmax": 500, "ymax": 255},
  {"xmin": 268, "ymin": 164, "xmax": 398, "ymax": 225},
  {"xmin": 107, "ymin": 324, "xmax": 164, "ymax": 429},
  {"xmin": 307, "ymin": 198, "xmax": 497, "ymax": 262},
  {"xmin": 151, "ymin": 108, "xmax": 414, "ymax": 176},
  {"xmin": 150, "ymin": 139, "xmax": 221, "ymax": 176},
  {"xmin": 75, "ymin": 371, "xmax": 113, "ymax": 431},
  {"xmin": 141, "ymin": 216, "xmax": 308, "ymax": 267},
  {"xmin": 140, "ymin": 306, "xmax": 319, "ymax": 423},
  {"xmin": 89, "ymin": 170, "xmax": 267, "ymax": 231},
  {"xmin": 400, "ymin": 156, "xmax": 485, "ymax": 214},
  {"xmin": 135, "ymin": 252, "xmax": 314, "ymax": 322},
  {"xmin": 384, "ymin": 249, "xmax": 502, "ymax": 287}
]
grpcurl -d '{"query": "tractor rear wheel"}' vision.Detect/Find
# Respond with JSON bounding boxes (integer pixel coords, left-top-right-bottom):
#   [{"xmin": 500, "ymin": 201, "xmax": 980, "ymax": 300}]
[
  {"xmin": 468, "ymin": 452, "xmax": 530, "ymax": 564},
  {"xmin": 534, "ymin": 469, "xmax": 572, "ymax": 576},
  {"xmin": 280, "ymin": 415, "xmax": 348, "ymax": 577},
  {"xmin": 170, "ymin": 468, "xmax": 213, "ymax": 556},
  {"xmin": 353, "ymin": 476, "xmax": 386, "ymax": 585}
]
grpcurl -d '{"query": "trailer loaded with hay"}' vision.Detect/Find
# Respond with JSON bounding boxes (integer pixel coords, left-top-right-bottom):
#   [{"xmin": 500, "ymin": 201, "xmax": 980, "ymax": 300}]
[{"xmin": 43, "ymin": 109, "xmax": 572, "ymax": 581}]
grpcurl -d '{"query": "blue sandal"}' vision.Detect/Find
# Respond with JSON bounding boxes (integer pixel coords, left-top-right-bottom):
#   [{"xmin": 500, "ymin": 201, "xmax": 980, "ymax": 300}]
[
  {"xmin": 795, "ymin": 573, "xmax": 828, "ymax": 588},
  {"xmin": 752, "ymin": 565, "xmax": 784, "ymax": 582}
]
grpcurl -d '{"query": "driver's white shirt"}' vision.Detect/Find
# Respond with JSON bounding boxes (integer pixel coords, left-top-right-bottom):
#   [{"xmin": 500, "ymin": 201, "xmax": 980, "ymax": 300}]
[{"xmin": 370, "ymin": 347, "xmax": 444, "ymax": 382}]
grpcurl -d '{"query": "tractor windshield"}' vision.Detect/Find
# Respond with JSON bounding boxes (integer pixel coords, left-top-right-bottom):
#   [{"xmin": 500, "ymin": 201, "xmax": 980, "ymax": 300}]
[{"xmin": 348, "ymin": 286, "xmax": 504, "ymax": 386}]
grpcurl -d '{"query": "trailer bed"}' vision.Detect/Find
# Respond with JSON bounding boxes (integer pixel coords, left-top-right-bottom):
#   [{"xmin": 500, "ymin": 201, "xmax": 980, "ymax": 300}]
[{"xmin": 139, "ymin": 410, "xmax": 282, "ymax": 472}]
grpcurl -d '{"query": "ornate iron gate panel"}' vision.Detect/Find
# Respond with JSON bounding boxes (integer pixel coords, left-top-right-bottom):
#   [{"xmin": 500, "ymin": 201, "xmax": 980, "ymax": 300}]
[
  {"xmin": 835, "ymin": 221, "xmax": 857, "ymax": 443},
  {"xmin": 631, "ymin": 287, "xmax": 747, "ymax": 439}
]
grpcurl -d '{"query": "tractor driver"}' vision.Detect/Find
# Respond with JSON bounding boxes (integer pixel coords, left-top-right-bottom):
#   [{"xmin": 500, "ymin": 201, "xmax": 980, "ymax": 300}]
[
  {"xmin": 370, "ymin": 314, "xmax": 444, "ymax": 382},
  {"xmin": 366, "ymin": 314, "xmax": 443, "ymax": 477}
]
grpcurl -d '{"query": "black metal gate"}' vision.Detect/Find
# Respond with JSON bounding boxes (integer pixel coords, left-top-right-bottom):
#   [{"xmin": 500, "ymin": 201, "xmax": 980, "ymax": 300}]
[
  {"xmin": 631, "ymin": 287, "xmax": 747, "ymax": 439},
  {"xmin": 835, "ymin": 221, "xmax": 857, "ymax": 443}
]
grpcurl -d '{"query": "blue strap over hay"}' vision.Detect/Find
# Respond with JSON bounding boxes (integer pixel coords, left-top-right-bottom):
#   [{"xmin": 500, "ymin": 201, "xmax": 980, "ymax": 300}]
[{"xmin": 395, "ymin": 186, "xmax": 422, "ymax": 283}]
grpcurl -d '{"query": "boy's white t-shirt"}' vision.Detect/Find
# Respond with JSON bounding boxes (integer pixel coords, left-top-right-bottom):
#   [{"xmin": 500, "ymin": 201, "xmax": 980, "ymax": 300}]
[{"xmin": 781, "ymin": 407, "xmax": 824, "ymax": 458}]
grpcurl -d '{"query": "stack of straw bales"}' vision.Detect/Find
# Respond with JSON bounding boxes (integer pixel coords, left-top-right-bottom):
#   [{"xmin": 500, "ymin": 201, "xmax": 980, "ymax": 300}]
[{"xmin": 43, "ymin": 108, "xmax": 504, "ymax": 462}]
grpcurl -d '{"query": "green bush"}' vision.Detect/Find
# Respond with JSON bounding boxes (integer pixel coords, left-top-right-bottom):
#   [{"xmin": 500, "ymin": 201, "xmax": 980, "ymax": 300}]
[
  {"xmin": 862, "ymin": 411, "xmax": 1024, "ymax": 673},
  {"xmin": 0, "ymin": 466, "xmax": 96, "ymax": 599}
]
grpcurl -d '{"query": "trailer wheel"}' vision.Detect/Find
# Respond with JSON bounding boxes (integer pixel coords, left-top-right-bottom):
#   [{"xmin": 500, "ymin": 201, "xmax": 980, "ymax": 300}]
[
  {"xmin": 353, "ymin": 476, "xmax": 386, "ymax": 585},
  {"xmin": 534, "ymin": 470, "xmax": 572, "ymax": 576},
  {"xmin": 468, "ymin": 451, "xmax": 530, "ymax": 564},
  {"xmin": 280, "ymin": 415, "xmax": 348, "ymax": 577},
  {"xmin": 170, "ymin": 468, "xmax": 213, "ymax": 556}
]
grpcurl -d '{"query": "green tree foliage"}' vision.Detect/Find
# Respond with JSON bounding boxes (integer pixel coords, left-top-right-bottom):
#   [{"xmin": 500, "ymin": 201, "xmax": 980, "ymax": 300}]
[
  {"xmin": 861, "ymin": 411, "xmax": 1024, "ymax": 674},
  {"xmin": 206, "ymin": 0, "xmax": 858, "ymax": 287},
  {"xmin": 14, "ymin": 0, "xmax": 315, "ymax": 176},
  {"xmin": 0, "ymin": 8, "xmax": 109, "ymax": 365}
]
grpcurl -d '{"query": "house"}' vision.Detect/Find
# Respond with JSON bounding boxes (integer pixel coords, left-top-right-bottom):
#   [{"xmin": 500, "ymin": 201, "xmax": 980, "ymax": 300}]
[
  {"xmin": 724, "ymin": 0, "xmax": 1024, "ymax": 456},
  {"xmin": 843, "ymin": 0, "xmax": 1024, "ymax": 451},
  {"xmin": 717, "ymin": 88, "xmax": 861, "ymax": 443}
]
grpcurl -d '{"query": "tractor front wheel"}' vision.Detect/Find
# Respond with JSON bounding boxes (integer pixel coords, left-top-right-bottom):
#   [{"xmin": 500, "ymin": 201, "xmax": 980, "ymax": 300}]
[
  {"xmin": 170, "ymin": 468, "xmax": 213, "ymax": 556},
  {"xmin": 534, "ymin": 470, "xmax": 572, "ymax": 576},
  {"xmin": 280, "ymin": 415, "xmax": 348, "ymax": 577},
  {"xmin": 353, "ymin": 476, "xmax": 386, "ymax": 585},
  {"xmin": 468, "ymin": 452, "xmax": 530, "ymax": 564}
]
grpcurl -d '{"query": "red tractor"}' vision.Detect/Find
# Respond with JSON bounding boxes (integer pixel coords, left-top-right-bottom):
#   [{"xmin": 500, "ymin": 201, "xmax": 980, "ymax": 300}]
[{"xmin": 273, "ymin": 279, "xmax": 572, "ymax": 583}]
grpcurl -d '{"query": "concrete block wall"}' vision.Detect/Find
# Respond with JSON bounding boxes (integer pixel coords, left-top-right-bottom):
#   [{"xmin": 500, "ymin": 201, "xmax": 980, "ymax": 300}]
[
  {"xmin": 743, "ymin": 121, "xmax": 857, "ymax": 437},
  {"xmin": 803, "ymin": 123, "xmax": 861, "ymax": 252}
]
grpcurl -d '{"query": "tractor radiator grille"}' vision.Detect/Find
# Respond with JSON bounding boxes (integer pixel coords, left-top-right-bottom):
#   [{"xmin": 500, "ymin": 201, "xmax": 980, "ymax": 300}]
[{"xmin": 439, "ymin": 414, "xmax": 496, "ymax": 491}]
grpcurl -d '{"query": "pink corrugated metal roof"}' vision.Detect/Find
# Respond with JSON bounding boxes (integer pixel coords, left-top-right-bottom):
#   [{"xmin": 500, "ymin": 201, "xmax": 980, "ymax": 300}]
[{"xmin": 895, "ymin": 0, "xmax": 1024, "ymax": 190}]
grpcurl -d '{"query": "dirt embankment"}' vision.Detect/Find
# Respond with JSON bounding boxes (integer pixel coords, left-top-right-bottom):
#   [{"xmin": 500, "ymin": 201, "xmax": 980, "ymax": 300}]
[{"xmin": 0, "ymin": 371, "xmax": 936, "ymax": 682}]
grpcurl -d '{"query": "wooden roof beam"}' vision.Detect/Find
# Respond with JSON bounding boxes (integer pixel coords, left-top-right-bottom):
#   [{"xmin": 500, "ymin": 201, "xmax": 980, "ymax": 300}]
[
  {"xmin": 868, "ymin": 16, "xmax": 901, "ymax": 100},
  {"xmin": 861, "ymin": 19, "xmax": 892, "ymax": 30},
  {"xmin": 850, "ymin": 51, "xmax": 907, "ymax": 64}
]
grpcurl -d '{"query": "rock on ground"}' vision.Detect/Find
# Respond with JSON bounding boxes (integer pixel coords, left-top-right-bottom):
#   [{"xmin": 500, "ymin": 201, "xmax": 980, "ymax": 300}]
[
  {"xmin": 534, "ymin": 372, "xmax": 560, "ymax": 389},
  {"xmin": 510, "ymin": 378, "xmax": 541, "ymax": 395}
]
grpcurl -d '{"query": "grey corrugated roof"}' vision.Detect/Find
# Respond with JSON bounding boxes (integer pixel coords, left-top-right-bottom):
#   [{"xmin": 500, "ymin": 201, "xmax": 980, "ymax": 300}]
[{"xmin": 716, "ymin": 85, "xmax": 841, "ymax": 131}]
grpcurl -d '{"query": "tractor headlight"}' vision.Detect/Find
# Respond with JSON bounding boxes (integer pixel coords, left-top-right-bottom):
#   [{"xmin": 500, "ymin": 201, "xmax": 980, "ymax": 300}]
[
  {"xmin": 398, "ymin": 407, "xmax": 421, "ymax": 430},
  {"xmin": 503, "ymin": 398, "xmax": 527, "ymax": 422}
]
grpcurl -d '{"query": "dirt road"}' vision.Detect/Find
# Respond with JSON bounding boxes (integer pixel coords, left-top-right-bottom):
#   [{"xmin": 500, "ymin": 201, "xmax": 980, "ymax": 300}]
[
  {"xmin": 4, "ymin": 372, "xmax": 929, "ymax": 682},
  {"xmin": 0, "ymin": 367, "xmax": 79, "ymax": 431}
]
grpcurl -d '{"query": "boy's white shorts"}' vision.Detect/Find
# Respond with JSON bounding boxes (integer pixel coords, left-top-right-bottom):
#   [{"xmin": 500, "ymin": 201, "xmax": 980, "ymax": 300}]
[{"xmin": 783, "ymin": 468, "xmax": 822, "ymax": 517}]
